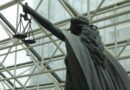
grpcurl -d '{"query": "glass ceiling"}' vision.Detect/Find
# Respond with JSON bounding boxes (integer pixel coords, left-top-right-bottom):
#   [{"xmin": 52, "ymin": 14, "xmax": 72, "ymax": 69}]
[{"xmin": 0, "ymin": 0, "xmax": 130, "ymax": 89}]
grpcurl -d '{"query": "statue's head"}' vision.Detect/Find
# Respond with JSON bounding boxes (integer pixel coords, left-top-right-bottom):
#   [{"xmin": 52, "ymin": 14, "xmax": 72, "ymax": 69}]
[{"xmin": 70, "ymin": 16, "xmax": 89, "ymax": 35}]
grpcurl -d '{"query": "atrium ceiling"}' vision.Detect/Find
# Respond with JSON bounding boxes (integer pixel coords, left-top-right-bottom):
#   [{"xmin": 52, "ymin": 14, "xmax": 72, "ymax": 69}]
[{"xmin": 0, "ymin": 0, "xmax": 130, "ymax": 90}]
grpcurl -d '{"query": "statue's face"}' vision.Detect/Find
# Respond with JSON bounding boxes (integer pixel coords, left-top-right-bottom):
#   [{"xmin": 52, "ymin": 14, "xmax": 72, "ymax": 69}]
[
  {"xmin": 70, "ymin": 16, "xmax": 89, "ymax": 35},
  {"xmin": 70, "ymin": 23, "xmax": 82, "ymax": 35}
]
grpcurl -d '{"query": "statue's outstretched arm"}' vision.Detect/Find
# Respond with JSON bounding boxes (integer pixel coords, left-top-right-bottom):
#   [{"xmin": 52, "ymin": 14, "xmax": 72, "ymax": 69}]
[{"xmin": 22, "ymin": 4, "xmax": 65, "ymax": 41}]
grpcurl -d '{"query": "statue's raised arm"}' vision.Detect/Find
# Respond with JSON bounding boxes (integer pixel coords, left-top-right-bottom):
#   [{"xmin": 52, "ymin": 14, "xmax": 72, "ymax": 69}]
[{"xmin": 22, "ymin": 4, "xmax": 65, "ymax": 41}]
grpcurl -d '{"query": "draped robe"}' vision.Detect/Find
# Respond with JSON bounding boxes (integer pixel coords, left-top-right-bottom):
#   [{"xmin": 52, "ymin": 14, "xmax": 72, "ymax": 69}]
[{"xmin": 63, "ymin": 26, "xmax": 130, "ymax": 90}]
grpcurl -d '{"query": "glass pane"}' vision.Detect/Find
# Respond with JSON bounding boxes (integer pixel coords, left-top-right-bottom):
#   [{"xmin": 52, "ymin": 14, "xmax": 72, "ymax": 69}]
[
  {"xmin": 1, "ymin": 4, "xmax": 17, "ymax": 27},
  {"xmin": 119, "ymin": 59, "xmax": 130, "ymax": 72},
  {"xmin": 0, "ymin": 24, "xmax": 9, "ymax": 41},
  {"xmin": 36, "ymin": 0, "xmax": 71, "ymax": 23}
]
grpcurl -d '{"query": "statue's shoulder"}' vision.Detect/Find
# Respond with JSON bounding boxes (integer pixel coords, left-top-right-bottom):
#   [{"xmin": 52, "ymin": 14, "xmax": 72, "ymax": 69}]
[
  {"xmin": 62, "ymin": 31, "xmax": 69, "ymax": 34},
  {"xmin": 62, "ymin": 31, "xmax": 70, "ymax": 37},
  {"xmin": 62, "ymin": 31, "xmax": 78, "ymax": 38}
]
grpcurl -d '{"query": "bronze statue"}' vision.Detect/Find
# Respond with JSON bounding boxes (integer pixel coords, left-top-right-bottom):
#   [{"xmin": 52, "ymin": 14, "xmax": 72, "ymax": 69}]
[{"xmin": 22, "ymin": 3, "xmax": 130, "ymax": 90}]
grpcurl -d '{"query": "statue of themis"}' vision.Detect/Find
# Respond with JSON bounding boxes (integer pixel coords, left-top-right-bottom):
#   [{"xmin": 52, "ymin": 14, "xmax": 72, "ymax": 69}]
[{"xmin": 22, "ymin": 3, "xmax": 130, "ymax": 90}]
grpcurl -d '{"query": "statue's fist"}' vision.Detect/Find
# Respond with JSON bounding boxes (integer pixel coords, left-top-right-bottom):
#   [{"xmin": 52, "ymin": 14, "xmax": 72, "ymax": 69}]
[{"xmin": 22, "ymin": 3, "xmax": 29, "ymax": 13}]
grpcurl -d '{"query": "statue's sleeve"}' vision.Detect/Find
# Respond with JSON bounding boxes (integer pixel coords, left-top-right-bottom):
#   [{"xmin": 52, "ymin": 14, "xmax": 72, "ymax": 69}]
[{"xmin": 22, "ymin": 4, "xmax": 65, "ymax": 41}]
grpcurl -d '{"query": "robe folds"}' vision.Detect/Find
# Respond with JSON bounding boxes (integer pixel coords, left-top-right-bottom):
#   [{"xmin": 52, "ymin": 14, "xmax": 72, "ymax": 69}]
[{"xmin": 63, "ymin": 27, "xmax": 130, "ymax": 90}]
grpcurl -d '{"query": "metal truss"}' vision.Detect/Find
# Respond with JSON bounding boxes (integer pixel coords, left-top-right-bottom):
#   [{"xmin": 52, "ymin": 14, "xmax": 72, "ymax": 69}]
[{"xmin": 0, "ymin": 0, "xmax": 130, "ymax": 89}]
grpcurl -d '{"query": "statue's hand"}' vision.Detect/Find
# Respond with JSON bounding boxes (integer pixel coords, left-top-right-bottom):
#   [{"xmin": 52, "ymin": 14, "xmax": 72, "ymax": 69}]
[{"xmin": 22, "ymin": 3, "xmax": 29, "ymax": 14}]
